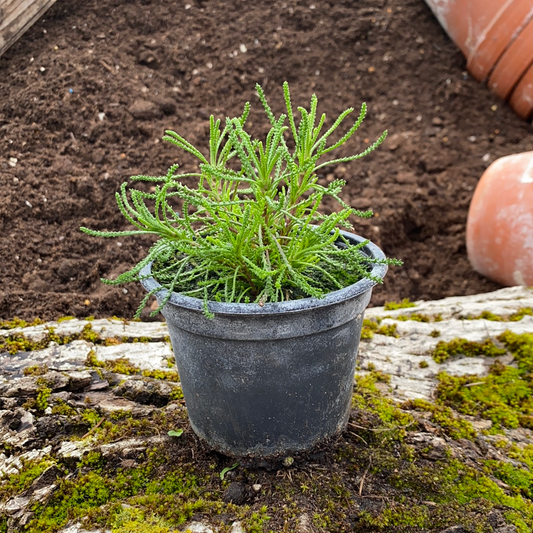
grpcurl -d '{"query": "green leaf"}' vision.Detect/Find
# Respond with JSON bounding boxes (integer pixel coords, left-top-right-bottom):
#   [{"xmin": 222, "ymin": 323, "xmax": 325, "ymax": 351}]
[
  {"xmin": 168, "ymin": 429, "xmax": 184, "ymax": 438},
  {"xmin": 220, "ymin": 462, "xmax": 239, "ymax": 480}
]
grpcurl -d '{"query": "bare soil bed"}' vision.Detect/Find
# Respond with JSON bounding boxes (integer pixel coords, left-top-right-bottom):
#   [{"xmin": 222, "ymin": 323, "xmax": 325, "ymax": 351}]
[{"xmin": 1, "ymin": 0, "xmax": 532, "ymax": 322}]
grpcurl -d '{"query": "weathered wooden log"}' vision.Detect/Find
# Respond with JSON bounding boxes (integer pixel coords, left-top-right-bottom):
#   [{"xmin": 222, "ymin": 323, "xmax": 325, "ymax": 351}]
[{"xmin": 0, "ymin": 0, "xmax": 58, "ymax": 58}]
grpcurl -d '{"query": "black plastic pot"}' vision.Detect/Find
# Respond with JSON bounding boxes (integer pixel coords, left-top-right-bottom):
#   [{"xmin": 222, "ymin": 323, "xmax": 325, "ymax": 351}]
[{"xmin": 140, "ymin": 231, "xmax": 387, "ymax": 458}]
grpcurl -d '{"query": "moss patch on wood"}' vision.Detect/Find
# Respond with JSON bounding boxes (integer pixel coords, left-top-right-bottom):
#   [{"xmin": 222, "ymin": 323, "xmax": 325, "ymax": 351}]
[
  {"xmin": 431, "ymin": 337, "xmax": 507, "ymax": 363},
  {"xmin": 433, "ymin": 332, "xmax": 533, "ymax": 432},
  {"xmin": 383, "ymin": 298, "xmax": 416, "ymax": 311},
  {"xmin": 4, "ymin": 370, "xmax": 533, "ymax": 533}
]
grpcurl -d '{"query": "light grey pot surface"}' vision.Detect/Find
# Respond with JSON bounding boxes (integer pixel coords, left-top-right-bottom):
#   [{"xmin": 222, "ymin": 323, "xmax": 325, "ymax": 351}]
[{"xmin": 140, "ymin": 231, "xmax": 387, "ymax": 458}]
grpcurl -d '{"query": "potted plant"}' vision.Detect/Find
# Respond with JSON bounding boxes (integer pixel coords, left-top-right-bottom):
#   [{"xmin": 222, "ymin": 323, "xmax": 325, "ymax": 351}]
[{"xmin": 81, "ymin": 83, "xmax": 400, "ymax": 458}]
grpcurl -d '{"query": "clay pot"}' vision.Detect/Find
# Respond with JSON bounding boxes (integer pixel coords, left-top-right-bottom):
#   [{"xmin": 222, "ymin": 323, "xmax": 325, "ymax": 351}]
[
  {"xmin": 509, "ymin": 62, "xmax": 533, "ymax": 120},
  {"xmin": 466, "ymin": 152, "xmax": 533, "ymax": 287},
  {"xmin": 487, "ymin": 17, "xmax": 533, "ymax": 100},
  {"xmin": 424, "ymin": 0, "xmax": 533, "ymax": 119}
]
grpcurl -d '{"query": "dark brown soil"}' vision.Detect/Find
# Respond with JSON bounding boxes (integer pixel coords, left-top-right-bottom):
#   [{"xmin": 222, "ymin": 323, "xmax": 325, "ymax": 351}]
[{"xmin": 1, "ymin": 0, "xmax": 532, "ymax": 321}]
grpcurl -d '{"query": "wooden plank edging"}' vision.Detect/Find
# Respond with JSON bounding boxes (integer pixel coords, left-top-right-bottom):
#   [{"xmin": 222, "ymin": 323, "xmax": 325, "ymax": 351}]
[{"xmin": 0, "ymin": 0, "xmax": 58, "ymax": 58}]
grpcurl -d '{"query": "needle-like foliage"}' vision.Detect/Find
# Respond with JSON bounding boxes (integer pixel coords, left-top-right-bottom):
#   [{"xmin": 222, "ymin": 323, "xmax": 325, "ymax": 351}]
[{"xmin": 81, "ymin": 83, "xmax": 401, "ymax": 317}]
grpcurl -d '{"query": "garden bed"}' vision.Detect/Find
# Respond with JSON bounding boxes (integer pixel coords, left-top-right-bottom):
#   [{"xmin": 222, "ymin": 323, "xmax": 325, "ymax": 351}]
[{"xmin": 0, "ymin": 0, "xmax": 532, "ymax": 322}]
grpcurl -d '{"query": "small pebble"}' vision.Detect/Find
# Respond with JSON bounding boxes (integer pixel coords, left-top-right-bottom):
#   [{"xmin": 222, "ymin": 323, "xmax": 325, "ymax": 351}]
[
  {"xmin": 40, "ymin": 66, "xmax": 46, "ymax": 72},
  {"xmin": 392, "ymin": 99, "xmax": 399, "ymax": 106},
  {"xmin": 491, "ymin": 104, "xmax": 498, "ymax": 111},
  {"xmin": 98, "ymin": 112, "xmax": 106, "ymax": 121},
  {"xmin": 468, "ymin": 135, "xmax": 477, "ymax": 142},
  {"xmin": 185, "ymin": 3, "xmax": 191, "ymax": 8},
  {"xmin": 84, "ymin": 299, "xmax": 91, "ymax": 306},
  {"xmin": 25, "ymin": 200, "xmax": 32, "ymax": 208},
  {"xmin": 252, "ymin": 484, "xmax": 262, "ymax": 491},
  {"xmin": 239, "ymin": 44, "xmax": 247, "ymax": 53},
  {"xmin": 482, "ymin": 153, "xmax": 491, "ymax": 162},
  {"xmin": 8, "ymin": 157, "xmax": 17, "ymax": 167},
  {"xmin": 206, "ymin": 61, "xmax": 213, "ymax": 69}
]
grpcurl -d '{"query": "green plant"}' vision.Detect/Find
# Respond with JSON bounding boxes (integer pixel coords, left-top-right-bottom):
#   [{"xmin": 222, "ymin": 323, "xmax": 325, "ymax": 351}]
[
  {"xmin": 81, "ymin": 82, "xmax": 400, "ymax": 317},
  {"xmin": 219, "ymin": 462, "xmax": 239, "ymax": 480}
]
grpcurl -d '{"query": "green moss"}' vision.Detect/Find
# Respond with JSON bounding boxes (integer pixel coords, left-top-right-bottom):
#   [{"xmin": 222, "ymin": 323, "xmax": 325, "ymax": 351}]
[
  {"xmin": 395, "ymin": 313, "xmax": 431, "ymax": 323},
  {"xmin": 353, "ymin": 372, "xmax": 414, "ymax": 439},
  {"xmin": 142, "ymin": 369, "xmax": 180, "ymax": 382},
  {"xmin": 23, "ymin": 364, "xmax": 49, "ymax": 376},
  {"xmin": 361, "ymin": 319, "xmax": 398, "ymax": 340},
  {"xmin": 384, "ymin": 298, "xmax": 416, "ymax": 311},
  {"xmin": 112, "ymin": 508, "xmax": 173, "ymax": 533},
  {"xmin": 467, "ymin": 310, "xmax": 502, "ymax": 321},
  {"xmin": 484, "ymin": 460, "xmax": 533, "ymax": 499},
  {"xmin": 429, "ymin": 329, "xmax": 441, "ymax": 338},
  {"xmin": 0, "ymin": 317, "xmax": 44, "ymax": 330},
  {"xmin": 7, "ymin": 331, "xmax": 533, "ymax": 533},
  {"xmin": 170, "ymin": 387, "xmax": 184, "ymax": 401},
  {"xmin": 464, "ymin": 308, "xmax": 533, "ymax": 322},
  {"xmin": 243, "ymin": 506, "xmax": 270, "ymax": 532},
  {"xmin": 431, "ymin": 337, "xmax": 507, "ymax": 363},
  {"xmin": 358, "ymin": 504, "xmax": 430, "ymax": 529},
  {"xmin": 432, "ymin": 332, "xmax": 533, "ymax": 432},
  {"xmin": 56, "ymin": 316, "xmax": 76, "ymax": 323},
  {"xmin": 509, "ymin": 307, "xmax": 533, "ymax": 321},
  {"xmin": 85, "ymin": 351, "xmax": 140, "ymax": 375},
  {"xmin": 81, "ymin": 409, "xmax": 103, "ymax": 428},
  {"xmin": 499, "ymin": 330, "xmax": 533, "ymax": 373},
  {"xmin": 436, "ymin": 365, "xmax": 532, "ymax": 431},
  {"xmin": 0, "ymin": 458, "xmax": 55, "ymax": 501},
  {"xmin": 24, "ymin": 383, "xmax": 52, "ymax": 412},
  {"xmin": 444, "ymin": 461, "xmax": 533, "ymax": 532},
  {"xmin": 403, "ymin": 398, "xmax": 477, "ymax": 440},
  {"xmin": 51, "ymin": 400, "xmax": 77, "ymax": 417},
  {"xmin": 418, "ymin": 360, "xmax": 429, "ymax": 368},
  {"xmin": 377, "ymin": 323, "xmax": 399, "ymax": 337},
  {"xmin": 0, "ymin": 324, "xmax": 124, "ymax": 355},
  {"xmin": 361, "ymin": 318, "xmax": 379, "ymax": 340}
]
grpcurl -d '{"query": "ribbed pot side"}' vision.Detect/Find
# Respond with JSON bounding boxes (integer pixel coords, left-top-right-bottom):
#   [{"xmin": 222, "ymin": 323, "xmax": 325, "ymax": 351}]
[{"xmin": 140, "ymin": 232, "xmax": 388, "ymax": 458}]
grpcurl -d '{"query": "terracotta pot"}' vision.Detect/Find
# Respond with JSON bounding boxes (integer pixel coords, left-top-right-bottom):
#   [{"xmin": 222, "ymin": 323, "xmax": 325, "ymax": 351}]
[
  {"xmin": 466, "ymin": 152, "xmax": 533, "ymax": 287},
  {"xmin": 487, "ymin": 17, "xmax": 533, "ymax": 100},
  {"xmin": 424, "ymin": 0, "xmax": 533, "ymax": 119},
  {"xmin": 509, "ymin": 62, "xmax": 533, "ymax": 120}
]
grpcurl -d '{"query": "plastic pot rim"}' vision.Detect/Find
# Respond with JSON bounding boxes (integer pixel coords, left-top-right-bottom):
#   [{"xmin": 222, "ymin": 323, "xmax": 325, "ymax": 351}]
[{"xmin": 139, "ymin": 229, "xmax": 388, "ymax": 316}]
